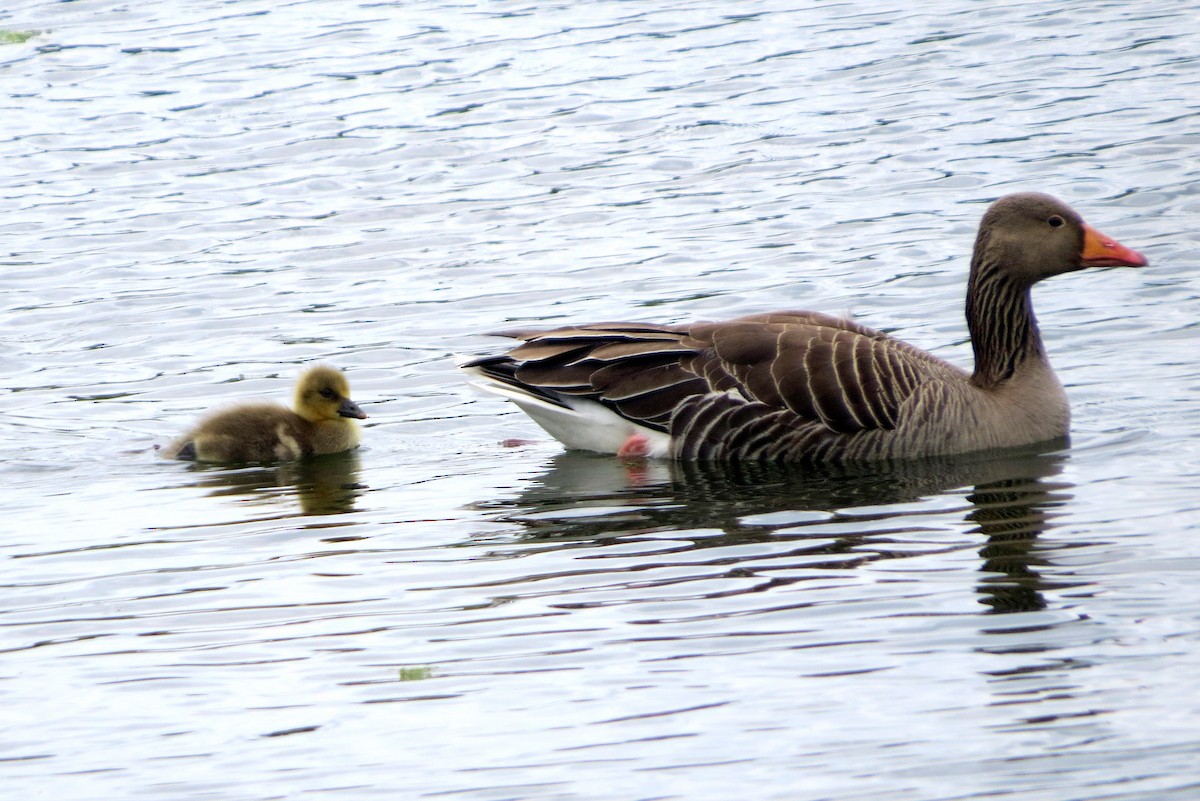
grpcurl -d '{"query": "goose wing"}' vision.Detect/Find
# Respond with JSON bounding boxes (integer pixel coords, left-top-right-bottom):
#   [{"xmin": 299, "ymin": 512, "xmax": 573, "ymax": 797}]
[{"xmin": 467, "ymin": 310, "xmax": 964, "ymax": 437}]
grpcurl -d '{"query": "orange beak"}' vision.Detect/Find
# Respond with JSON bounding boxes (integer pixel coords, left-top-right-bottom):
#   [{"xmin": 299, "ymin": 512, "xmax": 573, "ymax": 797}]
[{"xmin": 1081, "ymin": 223, "xmax": 1148, "ymax": 268}]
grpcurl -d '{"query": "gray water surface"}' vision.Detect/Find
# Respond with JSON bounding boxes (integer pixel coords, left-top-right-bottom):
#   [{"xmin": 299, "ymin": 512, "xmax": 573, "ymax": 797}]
[{"xmin": 2, "ymin": 1, "xmax": 1199, "ymax": 799}]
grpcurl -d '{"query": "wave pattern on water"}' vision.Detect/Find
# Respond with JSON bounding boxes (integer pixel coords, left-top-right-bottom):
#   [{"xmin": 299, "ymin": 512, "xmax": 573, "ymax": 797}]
[{"xmin": 2, "ymin": 1, "xmax": 1200, "ymax": 799}]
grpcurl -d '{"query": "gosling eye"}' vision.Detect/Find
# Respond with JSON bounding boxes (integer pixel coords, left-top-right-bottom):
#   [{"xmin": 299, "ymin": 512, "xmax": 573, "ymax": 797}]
[
  {"xmin": 319, "ymin": 388, "xmax": 336, "ymax": 400},
  {"xmin": 1047, "ymin": 215, "xmax": 1065, "ymax": 228}
]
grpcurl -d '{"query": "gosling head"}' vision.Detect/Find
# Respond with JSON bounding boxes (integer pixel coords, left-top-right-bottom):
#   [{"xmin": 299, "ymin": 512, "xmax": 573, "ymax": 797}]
[{"xmin": 293, "ymin": 365, "xmax": 367, "ymax": 423}]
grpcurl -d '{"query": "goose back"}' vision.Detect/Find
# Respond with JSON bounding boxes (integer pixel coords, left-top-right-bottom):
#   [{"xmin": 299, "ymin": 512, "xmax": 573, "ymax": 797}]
[{"xmin": 468, "ymin": 311, "xmax": 1020, "ymax": 461}]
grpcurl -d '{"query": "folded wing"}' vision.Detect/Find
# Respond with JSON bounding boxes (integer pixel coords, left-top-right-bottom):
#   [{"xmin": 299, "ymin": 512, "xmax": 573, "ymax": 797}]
[{"xmin": 465, "ymin": 310, "xmax": 965, "ymax": 454}]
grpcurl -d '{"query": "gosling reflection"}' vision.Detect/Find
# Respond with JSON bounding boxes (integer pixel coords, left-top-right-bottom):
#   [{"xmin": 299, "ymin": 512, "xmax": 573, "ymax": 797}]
[
  {"xmin": 480, "ymin": 448, "xmax": 1073, "ymax": 614},
  {"xmin": 183, "ymin": 450, "xmax": 365, "ymax": 515}
]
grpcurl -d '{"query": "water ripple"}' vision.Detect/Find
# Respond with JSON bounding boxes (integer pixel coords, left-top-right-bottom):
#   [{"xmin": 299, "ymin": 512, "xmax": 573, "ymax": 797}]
[{"xmin": 3, "ymin": 0, "xmax": 1200, "ymax": 799}]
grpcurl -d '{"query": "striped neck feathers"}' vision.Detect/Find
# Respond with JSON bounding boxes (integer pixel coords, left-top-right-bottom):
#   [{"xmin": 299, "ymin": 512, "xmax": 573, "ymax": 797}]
[{"xmin": 966, "ymin": 250, "xmax": 1045, "ymax": 390}]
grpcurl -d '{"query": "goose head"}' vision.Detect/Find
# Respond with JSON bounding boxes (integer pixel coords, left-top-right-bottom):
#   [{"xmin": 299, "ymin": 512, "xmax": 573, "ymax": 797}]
[
  {"xmin": 294, "ymin": 365, "xmax": 367, "ymax": 423},
  {"xmin": 972, "ymin": 192, "xmax": 1148, "ymax": 284}
]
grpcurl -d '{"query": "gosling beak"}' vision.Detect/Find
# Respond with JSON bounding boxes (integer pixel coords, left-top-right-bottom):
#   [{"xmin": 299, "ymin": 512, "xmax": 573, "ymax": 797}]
[
  {"xmin": 1080, "ymin": 223, "xmax": 1148, "ymax": 268},
  {"xmin": 338, "ymin": 398, "xmax": 368, "ymax": 419}
]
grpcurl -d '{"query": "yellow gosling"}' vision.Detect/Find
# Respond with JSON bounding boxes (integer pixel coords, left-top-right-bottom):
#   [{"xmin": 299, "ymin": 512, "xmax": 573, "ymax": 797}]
[{"xmin": 164, "ymin": 365, "xmax": 367, "ymax": 463}]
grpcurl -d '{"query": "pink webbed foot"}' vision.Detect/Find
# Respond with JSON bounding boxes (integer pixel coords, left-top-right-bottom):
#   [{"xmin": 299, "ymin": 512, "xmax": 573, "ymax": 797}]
[{"xmin": 617, "ymin": 432, "xmax": 651, "ymax": 460}]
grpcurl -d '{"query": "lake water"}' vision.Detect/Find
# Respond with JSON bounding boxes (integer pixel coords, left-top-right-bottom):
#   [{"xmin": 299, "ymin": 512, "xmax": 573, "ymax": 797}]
[{"xmin": 2, "ymin": 1, "xmax": 1199, "ymax": 799}]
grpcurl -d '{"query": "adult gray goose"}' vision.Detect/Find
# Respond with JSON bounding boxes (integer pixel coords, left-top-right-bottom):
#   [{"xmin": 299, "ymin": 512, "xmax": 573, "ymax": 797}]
[{"xmin": 461, "ymin": 192, "xmax": 1147, "ymax": 461}]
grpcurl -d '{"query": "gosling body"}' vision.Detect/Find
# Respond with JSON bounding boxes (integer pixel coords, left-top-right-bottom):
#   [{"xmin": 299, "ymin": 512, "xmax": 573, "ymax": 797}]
[{"xmin": 166, "ymin": 365, "xmax": 366, "ymax": 463}]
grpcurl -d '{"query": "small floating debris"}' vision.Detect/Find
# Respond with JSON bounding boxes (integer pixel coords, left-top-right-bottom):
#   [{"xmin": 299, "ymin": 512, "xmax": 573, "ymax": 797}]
[
  {"xmin": 398, "ymin": 666, "xmax": 434, "ymax": 682},
  {"xmin": 0, "ymin": 30, "xmax": 37, "ymax": 44}
]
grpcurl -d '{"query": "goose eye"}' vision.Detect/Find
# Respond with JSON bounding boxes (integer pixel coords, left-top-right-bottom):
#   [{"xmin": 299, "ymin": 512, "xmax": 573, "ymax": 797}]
[
  {"xmin": 1047, "ymin": 215, "xmax": 1065, "ymax": 228},
  {"xmin": 319, "ymin": 388, "xmax": 336, "ymax": 400}
]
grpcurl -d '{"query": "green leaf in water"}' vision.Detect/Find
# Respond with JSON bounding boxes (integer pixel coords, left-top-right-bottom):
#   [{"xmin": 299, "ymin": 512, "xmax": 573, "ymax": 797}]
[
  {"xmin": 398, "ymin": 666, "xmax": 433, "ymax": 682},
  {"xmin": 0, "ymin": 30, "xmax": 37, "ymax": 44}
]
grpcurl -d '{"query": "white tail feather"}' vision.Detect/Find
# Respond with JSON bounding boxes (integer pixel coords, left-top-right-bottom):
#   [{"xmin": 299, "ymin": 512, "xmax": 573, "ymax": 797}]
[{"xmin": 461, "ymin": 363, "xmax": 671, "ymax": 457}]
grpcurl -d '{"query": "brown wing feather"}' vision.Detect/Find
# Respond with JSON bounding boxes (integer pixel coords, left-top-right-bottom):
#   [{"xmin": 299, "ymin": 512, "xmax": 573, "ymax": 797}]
[
  {"xmin": 691, "ymin": 315, "xmax": 959, "ymax": 434},
  {"xmin": 471, "ymin": 311, "xmax": 962, "ymax": 439}
]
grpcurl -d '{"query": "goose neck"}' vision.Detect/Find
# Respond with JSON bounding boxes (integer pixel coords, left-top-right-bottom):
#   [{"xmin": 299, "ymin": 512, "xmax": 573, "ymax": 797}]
[{"xmin": 966, "ymin": 261, "xmax": 1044, "ymax": 390}]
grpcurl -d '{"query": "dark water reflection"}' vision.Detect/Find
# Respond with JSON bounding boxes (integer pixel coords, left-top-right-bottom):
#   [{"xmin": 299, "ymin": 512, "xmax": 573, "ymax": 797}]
[
  {"xmin": 180, "ymin": 450, "xmax": 365, "ymax": 516},
  {"xmin": 481, "ymin": 447, "xmax": 1076, "ymax": 617}
]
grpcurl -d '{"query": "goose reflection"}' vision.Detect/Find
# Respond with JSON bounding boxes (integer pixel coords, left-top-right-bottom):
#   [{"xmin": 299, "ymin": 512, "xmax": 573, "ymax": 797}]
[
  {"xmin": 968, "ymin": 477, "xmax": 1068, "ymax": 614},
  {"xmin": 181, "ymin": 450, "xmax": 365, "ymax": 516},
  {"xmin": 476, "ymin": 447, "xmax": 1074, "ymax": 614}
]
